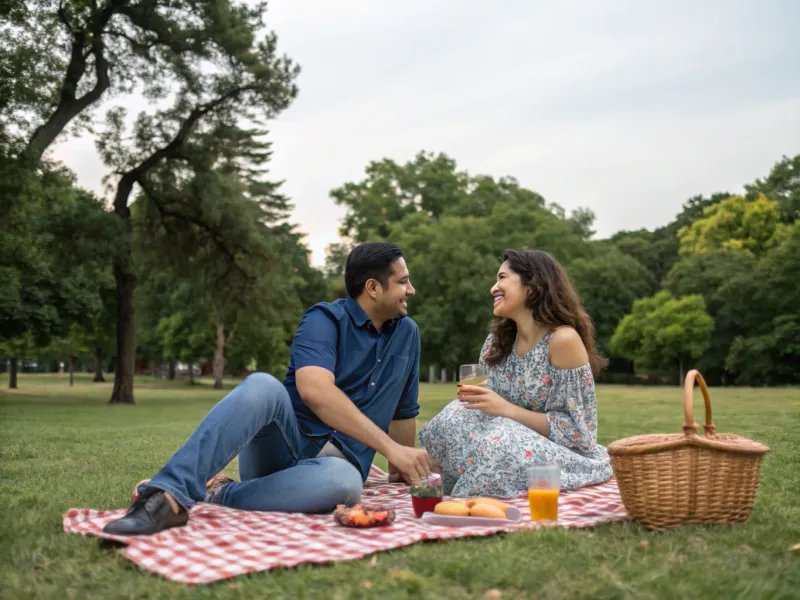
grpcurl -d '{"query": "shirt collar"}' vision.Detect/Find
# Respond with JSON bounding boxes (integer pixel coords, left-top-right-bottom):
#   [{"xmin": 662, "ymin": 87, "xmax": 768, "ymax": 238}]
[
  {"xmin": 344, "ymin": 296, "xmax": 400, "ymax": 331},
  {"xmin": 345, "ymin": 296, "xmax": 371, "ymax": 327}
]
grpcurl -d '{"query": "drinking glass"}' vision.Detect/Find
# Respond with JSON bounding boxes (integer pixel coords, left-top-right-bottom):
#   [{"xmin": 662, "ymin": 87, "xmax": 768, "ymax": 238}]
[
  {"xmin": 459, "ymin": 364, "xmax": 488, "ymax": 386},
  {"xmin": 410, "ymin": 473, "xmax": 443, "ymax": 518},
  {"xmin": 527, "ymin": 464, "xmax": 560, "ymax": 522}
]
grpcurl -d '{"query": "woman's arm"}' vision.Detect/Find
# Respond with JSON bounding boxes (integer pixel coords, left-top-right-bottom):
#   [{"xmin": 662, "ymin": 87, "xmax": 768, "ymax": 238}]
[
  {"xmin": 543, "ymin": 328, "xmax": 598, "ymax": 451},
  {"xmin": 504, "ymin": 404, "xmax": 550, "ymax": 436},
  {"xmin": 459, "ymin": 328, "xmax": 589, "ymax": 438}
]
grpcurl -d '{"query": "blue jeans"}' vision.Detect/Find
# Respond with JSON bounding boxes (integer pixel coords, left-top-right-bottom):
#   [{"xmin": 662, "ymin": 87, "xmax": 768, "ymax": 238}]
[{"xmin": 145, "ymin": 373, "xmax": 363, "ymax": 513}]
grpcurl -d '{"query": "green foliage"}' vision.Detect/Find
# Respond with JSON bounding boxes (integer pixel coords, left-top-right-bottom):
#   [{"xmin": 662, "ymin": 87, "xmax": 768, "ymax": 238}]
[
  {"xmin": 678, "ymin": 193, "xmax": 787, "ymax": 258},
  {"xmin": 726, "ymin": 315, "xmax": 800, "ymax": 385},
  {"xmin": 746, "ymin": 154, "xmax": 800, "ymax": 221},
  {"xmin": 331, "ymin": 152, "xmax": 467, "ymax": 242},
  {"xmin": 612, "ymin": 192, "xmax": 730, "ymax": 283},
  {"xmin": 568, "ymin": 244, "xmax": 658, "ymax": 356},
  {"xmin": 332, "ymin": 152, "xmax": 592, "ymax": 372},
  {"xmin": 0, "ymin": 157, "xmax": 116, "ymax": 348},
  {"xmin": 610, "ymin": 291, "xmax": 714, "ymax": 379},
  {"xmin": 131, "ymin": 124, "xmax": 319, "ymax": 380}
]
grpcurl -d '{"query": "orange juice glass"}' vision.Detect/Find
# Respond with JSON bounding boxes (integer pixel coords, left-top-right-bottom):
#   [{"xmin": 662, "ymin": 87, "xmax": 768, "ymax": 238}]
[{"xmin": 527, "ymin": 465, "xmax": 560, "ymax": 522}]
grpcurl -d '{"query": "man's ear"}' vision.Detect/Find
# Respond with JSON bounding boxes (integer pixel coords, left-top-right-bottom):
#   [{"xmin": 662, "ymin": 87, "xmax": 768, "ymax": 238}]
[{"xmin": 364, "ymin": 278, "xmax": 380, "ymax": 299}]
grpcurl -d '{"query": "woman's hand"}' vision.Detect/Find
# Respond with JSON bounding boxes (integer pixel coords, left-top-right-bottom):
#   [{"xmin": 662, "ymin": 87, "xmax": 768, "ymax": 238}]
[{"xmin": 457, "ymin": 385, "xmax": 513, "ymax": 417}]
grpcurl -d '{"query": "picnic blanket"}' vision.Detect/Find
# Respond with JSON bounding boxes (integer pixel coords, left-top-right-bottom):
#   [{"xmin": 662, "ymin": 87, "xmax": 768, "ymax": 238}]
[{"xmin": 63, "ymin": 466, "xmax": 628, "ymax": 584}]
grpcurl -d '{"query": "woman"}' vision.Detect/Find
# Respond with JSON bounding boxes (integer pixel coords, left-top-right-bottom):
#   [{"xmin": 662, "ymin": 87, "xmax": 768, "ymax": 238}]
[{"xmin": 419, "ymin": 249, "xmax": 612, "ymax": 497}]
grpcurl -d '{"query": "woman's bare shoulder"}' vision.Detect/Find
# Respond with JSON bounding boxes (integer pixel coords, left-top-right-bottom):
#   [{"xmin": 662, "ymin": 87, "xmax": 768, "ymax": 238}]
[{"xmin": 548, "ymin": 327, "xmax": 589, "ymax": 370}]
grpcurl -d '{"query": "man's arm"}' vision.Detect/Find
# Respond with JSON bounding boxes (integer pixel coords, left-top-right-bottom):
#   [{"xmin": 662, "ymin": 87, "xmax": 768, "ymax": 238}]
[
  {"xmin": 386, "ymin": 323, "xmax": 422, "ymax": 482},
  {"xmin": 387, "ymin": 418, "xmax": 416, "ymax": 483},
  {"xmin": 296, "ymin": 366, "xmax": 432, "ymax": 482}
]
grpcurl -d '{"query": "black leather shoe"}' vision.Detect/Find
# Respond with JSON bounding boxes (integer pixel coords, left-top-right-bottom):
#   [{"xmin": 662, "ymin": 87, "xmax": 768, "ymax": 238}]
[{"xmin": 103, "ymin": 490, "xmax": 189, "ymax": 536}]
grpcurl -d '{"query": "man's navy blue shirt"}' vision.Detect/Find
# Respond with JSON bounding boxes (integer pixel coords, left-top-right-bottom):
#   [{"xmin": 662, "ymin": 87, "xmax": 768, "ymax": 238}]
[{"xmin": 283, "ymin": 296, "xmax": 420, "ymax": 481}]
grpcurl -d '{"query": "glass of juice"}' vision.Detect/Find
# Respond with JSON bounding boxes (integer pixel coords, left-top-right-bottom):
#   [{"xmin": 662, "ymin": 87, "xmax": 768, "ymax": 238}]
[
  {"xmin": 527, "ymin": 464, "xmax": 560, "ymax": 522},
  {"xmin": 410, "ymin": 474, "xmax": 443, "ymax": 518},
  {"xmin": 459, "ymin": 364, "xmax": 488, "ymax": 386}
]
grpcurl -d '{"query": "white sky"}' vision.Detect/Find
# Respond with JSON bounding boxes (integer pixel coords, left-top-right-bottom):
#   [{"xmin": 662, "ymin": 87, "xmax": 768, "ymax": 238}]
[{"xmin": 52, "ymin": 0, "xmax": 800, "ymax": 265}]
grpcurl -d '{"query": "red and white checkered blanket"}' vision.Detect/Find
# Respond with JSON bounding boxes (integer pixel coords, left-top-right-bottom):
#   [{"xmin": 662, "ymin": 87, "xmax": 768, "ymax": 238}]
[{"xmin": 63, "ymin": 466, "xmax": 627, "ymax": 584}]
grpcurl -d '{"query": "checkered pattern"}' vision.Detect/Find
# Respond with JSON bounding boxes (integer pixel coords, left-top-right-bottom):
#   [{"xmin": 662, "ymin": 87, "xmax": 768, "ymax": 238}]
[{"xmin": 63, "ymin": 466, "xmax": 627, "ymax": 584}]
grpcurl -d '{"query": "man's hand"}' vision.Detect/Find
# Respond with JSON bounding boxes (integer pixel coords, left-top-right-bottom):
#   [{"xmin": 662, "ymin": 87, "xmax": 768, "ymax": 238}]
[
  {"xmin": 387, "ymin": 417, "xmax": 418, "ymax": 485},
  {"xmin": 386, "ymin": 444, "xmax": 432, "ymax": 484},
  {"xmin": 387, "ymin": 471, "xmax": 414, "ymax": 485}
]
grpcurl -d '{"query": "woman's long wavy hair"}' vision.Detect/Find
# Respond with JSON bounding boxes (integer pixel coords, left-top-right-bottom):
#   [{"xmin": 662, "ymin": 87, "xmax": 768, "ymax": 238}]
[{"xmin": 484, "ymin": 249, "xmax": 607, "ymax": 376}]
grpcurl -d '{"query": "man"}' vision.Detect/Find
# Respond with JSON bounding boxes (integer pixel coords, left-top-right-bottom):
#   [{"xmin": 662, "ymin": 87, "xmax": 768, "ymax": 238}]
[{"xmin": 104, "ymin": 242, "xmax": 432, "ymax": 535}]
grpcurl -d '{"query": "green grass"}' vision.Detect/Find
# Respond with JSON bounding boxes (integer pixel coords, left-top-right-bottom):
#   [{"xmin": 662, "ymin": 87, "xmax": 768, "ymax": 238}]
[{"xmin": 1, "ymin": 374, "xmax": 798, "ymax": 599}]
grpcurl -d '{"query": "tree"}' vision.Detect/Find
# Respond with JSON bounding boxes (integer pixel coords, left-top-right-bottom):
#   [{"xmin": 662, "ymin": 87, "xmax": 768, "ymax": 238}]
[
  {"xmin": 130, "ymin": 121, "xmax": 308, "ymax": 389},
  {"xmin": 2, "ymin": 0, "xmax": 271, "ymax": 165},
  {"xmin": 612, "ymin": 192, "xmax": 731, "ymax": 283},
  {"xmin": 610, "ymin": 291, "xmax": 714, "ymax": 385},
  {"xmin": 663, "ymin": 249, "xmax": 758, "ymax": 383},
  {"xmin": 329, "ymin": 151, "xmax": 595, "ymax": 376},
  {"xmin": 746, "ymin": 153, "xmax": 800, "ymax": 221},
  {"xmin": 720, "ymin": 223, "xmax": 800, "ymax": 385},
  {"xmin": 95, "ymin": 14, "xmax": 299, "ymax": 403},
  {"xmin": 678, "ymin": 193, "xmax": 787, "ymax": 258},
  {"xmin": 323, "ymin": 242, "xmax": 352, "ymax": 278},
  {"xmin": 0, "ymin": 334, "xmax": 34, "ymax": 389},
  {"xmin": 331, "ymin": 151, "xmax": 468, "ymax": 242},
  {"xmin": 3, "ymin": 1, "xmax": 272, "ymax": 391},
  {"xmin": 45, "ymin": 324, "xmax": 93, "ymax": 386},
  {"xmin": 0, "ymin": 158, "xmax": 115, "ymax": 388},
  {"xmin": 726, "ymin": 315, "xmax": 800, "ymax": 386},
  {"xmin": 388, "ymin": 190, "xmax": 589, "ymax": 375},
  {"xmin": 567, "ymin": 244, "xmax": 658, "ymax": 357}
]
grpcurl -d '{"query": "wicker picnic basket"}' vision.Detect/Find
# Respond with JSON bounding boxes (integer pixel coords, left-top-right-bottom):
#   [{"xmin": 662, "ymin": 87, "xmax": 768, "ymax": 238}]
[{"xmin": 608, "ymin": 370, "xmax": 770, "ymax": 531}]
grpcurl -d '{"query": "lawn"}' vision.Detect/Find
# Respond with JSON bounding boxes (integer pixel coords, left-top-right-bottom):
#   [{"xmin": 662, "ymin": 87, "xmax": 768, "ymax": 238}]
[{"xmin": 1, "ymin": 374, "xmax": 798, "ymax": 599}]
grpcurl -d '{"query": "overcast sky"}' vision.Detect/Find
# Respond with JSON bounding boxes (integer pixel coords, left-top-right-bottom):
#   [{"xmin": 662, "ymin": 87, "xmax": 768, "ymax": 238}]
[{"xmin": 52, "ymin": 0, "xmax": 800, "ymax": 265}]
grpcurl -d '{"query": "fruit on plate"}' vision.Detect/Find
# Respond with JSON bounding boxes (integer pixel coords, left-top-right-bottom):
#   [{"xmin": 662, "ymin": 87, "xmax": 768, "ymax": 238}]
[
  {"xmin": 465, "ymin": 498, "xmax": 510, "ymax": 512},
  {"xmin": 468, "ymin": 503, "xmax": 506, "ymax": 519},
  {"xmin": 333, "ymin": 504, "xmax": 396, "ymax": 528},
  {"xmin": 433, "ymin": 501, "xmax": 470, "ymax": 516}
]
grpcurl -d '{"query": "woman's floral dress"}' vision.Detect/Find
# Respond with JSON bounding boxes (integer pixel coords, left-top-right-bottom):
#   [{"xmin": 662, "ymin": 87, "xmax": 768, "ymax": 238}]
[{"xmin": 419, "ymin": 333, "xmax": 612, "ymax": 497}]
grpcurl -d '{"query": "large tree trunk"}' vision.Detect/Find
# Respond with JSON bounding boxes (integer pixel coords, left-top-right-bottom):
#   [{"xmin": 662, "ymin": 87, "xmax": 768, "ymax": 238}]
[
  {"xmin": 110, "ymin": 264, "xmax": 137, "ymax": 404},
  {"xmin": 93, "ymin": 344, "xmax": 105, "ymax": 383},
  {"xmin": 9, "ymin": 358, "xmax": 18, "ymax": 389},
  {"xmin": 213, "ymin": 324, "xmax": 225, "ymax": 390},
  {"xmin": 188, "ymin": 361, "xmax": 195, "ymax": 385},
  {"xmin": 168, "ymin": 360, "xmax": 176, "ymax": 380},
  {"xmin": 69, "ymin": 354, "xmax": 76, "ymax": 387},
  {"xmin": 679, "ymin": 357, "xmax": 685, "ymax": 387},
  {"xmin": 109, "ymin": 169, "xmax": 137, "ymax": 405}
]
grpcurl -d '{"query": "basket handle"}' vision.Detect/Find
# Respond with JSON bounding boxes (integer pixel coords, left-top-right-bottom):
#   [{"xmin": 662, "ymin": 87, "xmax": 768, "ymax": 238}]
[{"xmin": 683, "ymin": 370, "xmax": 717, "ymax": 438}]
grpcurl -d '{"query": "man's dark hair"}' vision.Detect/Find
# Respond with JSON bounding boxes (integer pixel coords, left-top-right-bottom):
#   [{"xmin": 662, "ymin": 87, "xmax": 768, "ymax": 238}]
[{"xmin": 344, "ymin": 242, "xmax": 404, "ymax": 298}]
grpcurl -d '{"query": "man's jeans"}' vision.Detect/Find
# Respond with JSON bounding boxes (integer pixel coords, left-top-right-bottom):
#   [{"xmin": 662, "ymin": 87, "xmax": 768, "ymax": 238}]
[{"xmin": 146, "ymin": 373, "xmax": 363, "ymax": 513}]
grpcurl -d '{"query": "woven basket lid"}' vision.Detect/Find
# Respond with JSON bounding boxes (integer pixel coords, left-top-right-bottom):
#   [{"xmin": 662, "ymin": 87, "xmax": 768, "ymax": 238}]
[{"xmin": 607, "ymin": 370, "xmax": 770, "ymax": 457}]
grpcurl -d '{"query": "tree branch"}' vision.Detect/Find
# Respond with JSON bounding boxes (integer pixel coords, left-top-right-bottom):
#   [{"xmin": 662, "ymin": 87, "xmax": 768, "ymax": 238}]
[
  {"xmin": 112, "ymin": 83, "xmax": 260, "ymax": 215},
  {"xmin": 57, "ymin": 0, "xmax": 74, "ymax": 35},
  {"xmin": 136, "ymin": 175, "xmax": 251, "ymax": 288},
  {"xmin": 22, "ymin": 2, "xmax": 116, "ymax": 164}
]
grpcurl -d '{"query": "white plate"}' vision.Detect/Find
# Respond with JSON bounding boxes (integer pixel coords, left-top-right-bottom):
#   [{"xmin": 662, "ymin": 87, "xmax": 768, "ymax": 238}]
[{"xmin": 421, "ymin": 506, "xmax": 522, "ymax": 527}]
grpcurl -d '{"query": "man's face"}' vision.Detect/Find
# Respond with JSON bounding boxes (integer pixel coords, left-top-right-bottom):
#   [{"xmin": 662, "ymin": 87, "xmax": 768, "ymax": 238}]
[{"xmin": 376, "ymin": 257, "xmax": 415, "ymax": 318}]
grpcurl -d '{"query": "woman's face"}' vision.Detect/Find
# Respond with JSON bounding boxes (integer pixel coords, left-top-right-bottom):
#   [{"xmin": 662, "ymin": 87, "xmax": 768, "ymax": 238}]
[{"xmin": 490, "ymin": 261, "xmax": 527, "ymax": 318}]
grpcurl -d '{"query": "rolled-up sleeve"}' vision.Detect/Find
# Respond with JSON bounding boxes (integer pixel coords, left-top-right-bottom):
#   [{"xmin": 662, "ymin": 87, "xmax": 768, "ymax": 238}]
[
  {"xmin": 545, "ymin": 365, "xmax": 598, "ymax": 452},
  {"xmin": 291, "ymin": 307, "xmax": 338, "ymax": 373},
  {"xmin": 393, "ymin": 324, "xmax": 420, "ymax": 420}
]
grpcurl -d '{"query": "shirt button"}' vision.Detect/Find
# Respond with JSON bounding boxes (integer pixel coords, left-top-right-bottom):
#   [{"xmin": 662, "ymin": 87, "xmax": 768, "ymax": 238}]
[
  {"xmin": 370, "ymin": 382, "xmax": 376, "ymax": 387},
  {"xmin": 377, "ymin": 359, "xmax": 382, "ymax": 364}
]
